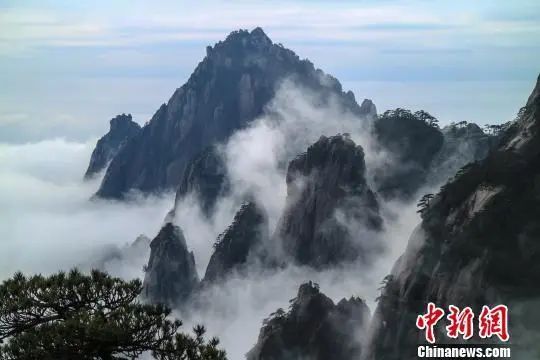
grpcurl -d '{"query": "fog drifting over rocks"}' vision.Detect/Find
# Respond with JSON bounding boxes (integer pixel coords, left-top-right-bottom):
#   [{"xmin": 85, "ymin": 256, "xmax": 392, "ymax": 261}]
[{"xmin": 0, "ymin": 81, "xmax": 450, "ymax": 359}]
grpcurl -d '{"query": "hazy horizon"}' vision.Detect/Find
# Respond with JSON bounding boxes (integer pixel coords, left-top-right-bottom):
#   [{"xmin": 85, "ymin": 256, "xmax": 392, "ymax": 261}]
[{"xmin": 1, "ymin": 0, "xmax": 539, "ymax": 143}]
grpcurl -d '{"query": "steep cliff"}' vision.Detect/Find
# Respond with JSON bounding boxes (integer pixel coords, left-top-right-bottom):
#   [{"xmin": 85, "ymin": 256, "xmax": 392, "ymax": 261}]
[
  {"xmin": 142, "ymin": 223, "xmax": 199, "ymax": 307},
  {"xmin": 202, "ymin": 201, "xmax": 269, "ymax": 284},
  {"xmin": 364, "ymin": 74, "xmax": 540, "ymax": 360},
  {"xmin": 95, "ymin": 28, "xmax": 372, "ymax": 199},
  {"xmin": 173, "ymin": 146, "xmax": 229, "ymax": 218},
  {"xmin": 247, "ymin": 282, "xmax": 370, "ymax": 360},
  {"xmin": 84, "ymin": 113, "xmax": 141, "ymax": 179},
  {"xmin": 273, "ymin": 134, "xmax": 383, "ymax": 269}
]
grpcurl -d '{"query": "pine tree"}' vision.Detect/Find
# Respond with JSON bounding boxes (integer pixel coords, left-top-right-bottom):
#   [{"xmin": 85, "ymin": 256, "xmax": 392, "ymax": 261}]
[{"xmin": 0, "ymin": 269, "xmax": 227, "ymax": 360}]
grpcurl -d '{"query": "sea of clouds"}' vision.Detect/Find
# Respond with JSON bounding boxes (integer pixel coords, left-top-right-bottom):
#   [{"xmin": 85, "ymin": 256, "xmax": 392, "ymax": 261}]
[{"xmin": 0, "ymin": 81, "xmax": 441, "ymax": 359}]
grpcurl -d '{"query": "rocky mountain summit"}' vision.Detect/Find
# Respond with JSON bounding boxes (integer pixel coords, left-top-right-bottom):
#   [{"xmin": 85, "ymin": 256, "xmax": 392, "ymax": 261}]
[
  {"xmin": 247, "ymin": 281, "xmax": 370, "ymax": 360},
  {"xmin": 94, "ymin": 27, "xmax": 374, "ymax": 200},
  {"xmin": 84, "ymin": 113, "xmax": 141, "ymax": 179},
  {"xmin": 142, "ymin": 223, "xmax": 199, "ymax": 308},
  {"xmin": 273, "ymin": 134, "xmax": 383, "ymax": 269},
  {"xmin": 364, "ymin": 75, "xmax": 540, "ymax": 360}
]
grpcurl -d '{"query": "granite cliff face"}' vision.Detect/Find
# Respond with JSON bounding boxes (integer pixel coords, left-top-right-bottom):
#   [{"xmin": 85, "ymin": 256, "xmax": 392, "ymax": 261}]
[
  {"xmin": 84, "ymin": 114, "xmax": 141, "ymax": 179},
  {"xmin": 95, "ymin": 28, "xmax": 372, "ymax": 199},
  {"xmin": 203, "ymin": 202, "xmax": 269, "ymax": 284},
  {"xmin": 274, "ymin": 134, "xmax": 383, "ymax": 269},
  {"xmin": 202, "ymin": 201, "xmax": 269, "ymax": 284},
  {"xmin": 247, "ymin": 282, "xmax": 370, "ymax": 360},
  {"xmin": 142, "ymin": 223, "xmax": 199, "ymax": 307},
  {"xmin": 364, "ymin": 75, "xmax": 540, "ymax": 360},
  {"xmin": 172, "ymin": 146, "xmax": 229, "ymax": 218}
]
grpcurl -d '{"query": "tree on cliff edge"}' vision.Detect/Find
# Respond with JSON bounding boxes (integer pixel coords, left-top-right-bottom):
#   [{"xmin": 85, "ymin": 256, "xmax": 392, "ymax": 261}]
[{"xmin": 0, "ymin": 269, "xmax": 227, "ymax": 360}]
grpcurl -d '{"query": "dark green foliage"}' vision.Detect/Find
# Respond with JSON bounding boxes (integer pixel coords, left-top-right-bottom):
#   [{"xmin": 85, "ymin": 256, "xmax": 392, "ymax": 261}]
[
  {"xmin": 378, "ymin": 108, "xmax": 440, "ymax": 129},
  {"xmin": 0, "ymin": 269, "xmax": 226, "ymax": 360}
]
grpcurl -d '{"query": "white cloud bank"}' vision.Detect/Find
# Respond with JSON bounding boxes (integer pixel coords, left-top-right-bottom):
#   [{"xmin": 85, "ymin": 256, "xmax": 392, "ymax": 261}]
[
  {"xmin": 0, "ymin": 81, "xmax": 432, "ymax": 359},
  {"xmin": 0, "ymin": 138, "xmax": 173, "ymax": 279},
  {"xmin": 164, "ymin": 81, "xmax": 428, "ymax": 359}
]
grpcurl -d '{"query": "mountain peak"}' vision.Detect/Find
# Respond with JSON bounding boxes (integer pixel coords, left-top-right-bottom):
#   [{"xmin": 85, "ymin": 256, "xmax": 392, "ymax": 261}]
[
  {"xmin": 84, "ymin": 113, "xmax": 140, "ymax": 179},
  {"xmin": 205, "ymin": 27, "xmax": 274, "ymax": 59},
  {"xmin": 94, "ymin": 27, "xmax": 376, "ymax": 199},
  {"xmin": 250, "ymin": 27, "xmax": 272, "ymax": 43},
  {"xmin": 109, "ymin": 113, "xmax": 135, "ymax": 132}
]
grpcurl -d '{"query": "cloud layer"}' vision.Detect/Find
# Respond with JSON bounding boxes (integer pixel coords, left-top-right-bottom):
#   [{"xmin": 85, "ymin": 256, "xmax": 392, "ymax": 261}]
[
  {"xmin": 0, "ymin": 77, "xmax": 490, "ymax": 359},
  {"xmin": 164, "ymin": 81, "xmax": 429, "ymax": 359},
  {"xmin": 0, "ymin": 138, "xmax": 173, "ymax": 279}
]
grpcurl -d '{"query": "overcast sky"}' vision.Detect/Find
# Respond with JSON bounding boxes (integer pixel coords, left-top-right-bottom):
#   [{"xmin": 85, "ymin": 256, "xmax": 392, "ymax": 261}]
[{"xmin": 1, "ymin": 0, "xmax": 539, "ymax": 143}]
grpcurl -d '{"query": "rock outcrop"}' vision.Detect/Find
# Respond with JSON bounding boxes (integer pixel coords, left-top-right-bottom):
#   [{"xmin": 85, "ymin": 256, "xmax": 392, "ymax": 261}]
[
  {"xmin": 173, "ymin": 146, "xmax": 229, "ymax": 218},
  {"xmin": 84, "ymin": 113, "xmax": 141, "ymax": 179},
  {"xmin": 94, "ymin": 28, "xmax": 374, "ymax": 199},
  {"xmin": 372, "ymin": 109, "xmax": 444, "ymax": 199},
  {"xmin": 142, "ymin": 223, "xmax": 199, "ymax": 307},
  {"xmin": 364, "ymin": 74, "xmax": 540, "ymax": 360},
  {"xmin": 273, "ymin": 134, "xmax": 383, "ymax": 269},
  {"xmin": 247, "ymin": 281, "xmax": 370, "ymax": 360},
  {"xmin": 202, "ymin": 201, "xmax": 269, "ymax": 284}
]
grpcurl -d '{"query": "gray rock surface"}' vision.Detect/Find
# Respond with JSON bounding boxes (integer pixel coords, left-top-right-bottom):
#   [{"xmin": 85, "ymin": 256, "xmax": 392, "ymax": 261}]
[
  {"xmin": 273, "ymin": 134, "xmax": 383, "ymax": 269},
  {"xmin": 84, "ymin": 114, "xmax": 141, "ymax": 179},
  {"xmin": 202, "ymin": 201, "xmax": 269, "ymax": 284},
  {"xmin": 247, "ymin": 281, "xmax": 370, "ymax": 360},
  {"xmin": 172, "ymin": 146, "xmax": 229, "ymax": 218},
  {"xmin": 142, "ymin": 223, "xmax": 199, "ymax": 307}
]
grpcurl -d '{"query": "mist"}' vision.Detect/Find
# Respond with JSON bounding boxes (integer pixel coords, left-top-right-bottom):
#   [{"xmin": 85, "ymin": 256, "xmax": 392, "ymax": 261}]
[
  {"xmin": 0, "ymin": 81, "xmax": 434, "ymax": 360},
  {"xmin": 0, "ymin": 138, "xmax": 173, "ymax": 280},
  {"xmin": 166, "ymin": 80, "xmax": 428, "ymax": 359}
]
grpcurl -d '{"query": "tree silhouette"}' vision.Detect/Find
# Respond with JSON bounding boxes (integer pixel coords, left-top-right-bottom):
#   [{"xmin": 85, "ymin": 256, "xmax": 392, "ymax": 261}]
[
  {"xmin": 414, "ymin": 110, "xmax": 439, "ymax": 128},
  {"xmin": 416, "ymin": 193, "xmax": 434, "ymax": 214},
  {"xmin": 0, "ymin": 269, "xmax": 227, "ymax": 360}
]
